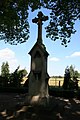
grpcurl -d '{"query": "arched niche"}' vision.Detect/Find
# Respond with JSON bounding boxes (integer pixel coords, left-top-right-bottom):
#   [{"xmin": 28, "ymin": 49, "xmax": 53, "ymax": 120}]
[{"xmin": 32, "ymin": 51, "xmax": 42, "ymax": 72}]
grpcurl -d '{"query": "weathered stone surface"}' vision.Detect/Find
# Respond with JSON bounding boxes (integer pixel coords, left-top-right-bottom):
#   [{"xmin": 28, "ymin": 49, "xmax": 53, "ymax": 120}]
[{"xmin": 28, "ymin": 12, "xmax": 49, "ymax": 102}]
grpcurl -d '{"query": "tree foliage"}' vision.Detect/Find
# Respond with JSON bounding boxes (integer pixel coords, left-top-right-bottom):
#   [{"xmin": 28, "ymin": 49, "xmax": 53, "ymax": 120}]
[
  {"xmin": 0, "ymin": 0, "xmax": 80, "ymax": 46},
  {"xmin": 69, "ymin": 65, "xmax": 79, "ymax": 79},
  {"xmin": 0, "ymin": 61, "xmax": 10, "ymax": 87},
  {"xmin": 1, "ymin": 61, "xmax": 9, "ymax": 77},
  {"xmin": 0, "ymin": 63, "xmax": 28, "ymax": 87},
  {"xmin": 10, "ymin": 66, "xmax": 28, "ymax": 87},
  {"xmin": 0, "ymin": 0, "xmax": 29, "ymax": 45},
  {"xmin": 63, "ymin": 66, "xmax": 70, "ymax": 89},
  {"xmin": 64, "ymin": 65, "xmax": 79, "ymax": 80},
  {"xmin": 63, "ymin": 65, "xmax": 79, "ymax": 90}
]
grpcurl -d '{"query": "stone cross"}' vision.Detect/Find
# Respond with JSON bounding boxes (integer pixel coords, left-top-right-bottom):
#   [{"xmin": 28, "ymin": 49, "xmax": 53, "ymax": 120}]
[{"xmin": 32, "ymin": 11, "xmax": 48, "ymax": 44}]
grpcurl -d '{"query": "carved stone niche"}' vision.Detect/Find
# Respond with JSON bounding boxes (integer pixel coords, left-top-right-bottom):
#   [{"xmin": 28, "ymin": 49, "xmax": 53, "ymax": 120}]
[{"xmin": 32, "ymin": 51, "xmax": 42, "ymax": 72}]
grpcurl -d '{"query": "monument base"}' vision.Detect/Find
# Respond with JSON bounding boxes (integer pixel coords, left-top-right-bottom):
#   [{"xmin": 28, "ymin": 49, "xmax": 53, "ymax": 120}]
[{"xmin": 24, "ymin": 94, "xmax": 49, "ymax": 106}]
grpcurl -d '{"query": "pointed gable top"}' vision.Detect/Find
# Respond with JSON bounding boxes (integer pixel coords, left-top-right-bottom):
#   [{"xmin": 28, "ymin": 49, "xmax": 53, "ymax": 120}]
[{"xmin": 29, "ymin": 42, "xmax": 49, "ymax": 57}]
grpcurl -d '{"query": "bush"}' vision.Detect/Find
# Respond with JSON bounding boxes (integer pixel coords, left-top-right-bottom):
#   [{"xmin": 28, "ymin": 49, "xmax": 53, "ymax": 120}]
[
  {"xmin": 49, "ymin": 87, "xmax": 78, "ymax": 98},
  {"xmin": 0, "ymin": 87, "xmax": 28, "ymax": 93}
]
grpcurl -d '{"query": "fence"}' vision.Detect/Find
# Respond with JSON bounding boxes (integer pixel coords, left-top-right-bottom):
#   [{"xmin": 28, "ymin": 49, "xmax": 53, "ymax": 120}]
[
  {"xmin": 49, "ymin": 78, "xmax": 63, "ymax": 87},
  {"xmin": 49, "ymin": 77, "xmax": 80, "ymax": 87}
]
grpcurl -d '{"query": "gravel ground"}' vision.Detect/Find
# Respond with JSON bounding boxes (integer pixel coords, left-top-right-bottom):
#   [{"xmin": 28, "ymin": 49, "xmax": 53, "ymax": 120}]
[{"xmin": 0, "ymin": 93, "xmax": 80, "ymax": 120}]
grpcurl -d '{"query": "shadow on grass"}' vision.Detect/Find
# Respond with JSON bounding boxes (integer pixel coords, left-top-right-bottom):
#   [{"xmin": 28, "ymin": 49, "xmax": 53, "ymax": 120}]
[{"xmin": 0, "ymin": 93, "xmax": 80, "ymax": 120}]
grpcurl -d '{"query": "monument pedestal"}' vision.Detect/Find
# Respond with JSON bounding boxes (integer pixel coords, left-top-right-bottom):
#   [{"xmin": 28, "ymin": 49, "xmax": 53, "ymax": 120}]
[
  {"xmin": 27, "ymin": 12, "xmax": 49, "ymax": 104},
  {"xmin": 28, "ymin": 42, "xmax": 49, "ymax": 103}
]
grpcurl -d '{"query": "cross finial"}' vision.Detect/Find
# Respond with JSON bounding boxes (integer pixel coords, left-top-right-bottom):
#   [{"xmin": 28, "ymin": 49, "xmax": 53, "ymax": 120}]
[{"xmin": 32, "ymin": 11, "xmax": 48, "ymax": 44}]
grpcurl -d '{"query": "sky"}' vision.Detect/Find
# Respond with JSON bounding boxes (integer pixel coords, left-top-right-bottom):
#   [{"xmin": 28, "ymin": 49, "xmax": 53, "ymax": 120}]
[{"xmin": 0, "ymin": 8, "xmax": 80, "ymax": 76}]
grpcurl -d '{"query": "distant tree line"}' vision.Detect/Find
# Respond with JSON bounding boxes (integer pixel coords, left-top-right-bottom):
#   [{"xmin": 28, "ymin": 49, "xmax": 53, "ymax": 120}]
[
  {"xmin": 52, "ymin": 76, "xmax": 63, "ymax": 78},
  {"xmin": 0, "ymin": 61, "xmax": 28, "ymax": 88}
]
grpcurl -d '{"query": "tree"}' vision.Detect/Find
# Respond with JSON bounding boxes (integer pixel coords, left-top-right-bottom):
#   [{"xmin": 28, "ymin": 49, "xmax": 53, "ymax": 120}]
[
  {"xmin": 63, "ymin": 66, "xmax": 70, "ymax": 89},
  {"xmin": 9, "ymin": 66, "xmax": 20, "ymax": 87},
  {"xmin": 1, "ymin": 61, "xmax": 10, "ymax": 86},
  {"xmin": 69, "ymin": 65, "xmax": 79, "ymax": 90},
  {"xmin": 17, "ymin": 68, "xmax": 28, "ymax": 87},
  {"xmin": 69, "ymin": 65, "xmax": 79, "ymax": 79},
  {"xmin": 18, "ymin": 69, "xmax": 28, "ymax": 77},
  {"xmin": 1, "ymin": 61, "xmax": 9, "ymax": 77},
  {"xmin": 69, "ymin": 65, "xmax": 75, "ymax": 79},
  {"xmin": 0, "ymin": 0, "xmax": 80, "ymax": 46},
  {"xmin": 9, "ymin": 66, "xmax": 28, "ymax": 87},
  {"xmin": 63, "ymin": 65, "xmax": 79, "ymax": 90}
]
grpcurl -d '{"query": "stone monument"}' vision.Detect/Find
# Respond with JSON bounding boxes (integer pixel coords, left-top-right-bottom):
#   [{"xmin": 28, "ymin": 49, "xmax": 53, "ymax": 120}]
[{"xmin": 28, "ymin": 11, "xmax": 49, "ymax": 103}]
